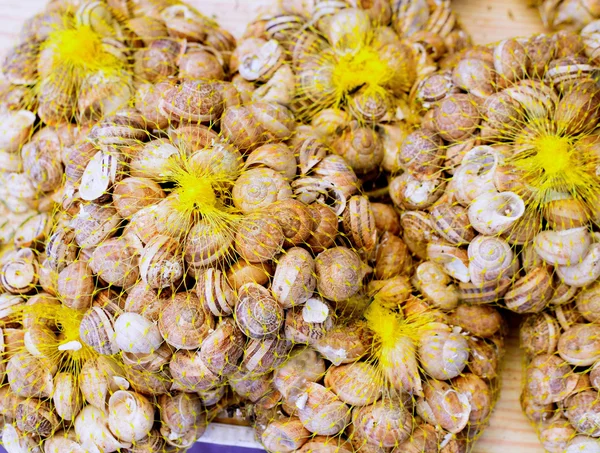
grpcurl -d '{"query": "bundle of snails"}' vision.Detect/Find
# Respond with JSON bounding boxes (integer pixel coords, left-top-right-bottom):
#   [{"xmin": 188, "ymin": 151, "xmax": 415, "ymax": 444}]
[
  {"xmin": 232, "ymin": 200, "xmax": 506, "ymax": 453},
  {"xmin": 230, "ymin": 0, "xmax": 470, "ymax": 181},
  {"xmin": 2, "ymin": 0, "xmax": 235, "ymax": 127},
  {"xmin": 520, "ymin": 289, "xmax": 600, "ymax": 453},
  {"xmin": 527, "ymin": 0, "xmax": 600, "ymax": 31}
]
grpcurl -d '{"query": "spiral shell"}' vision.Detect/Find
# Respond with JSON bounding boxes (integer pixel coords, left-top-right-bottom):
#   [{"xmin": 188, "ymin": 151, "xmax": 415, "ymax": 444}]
[
  {"xmin": 520, "ymin": 312, "xmax": 561, "ymax": 357},
  {"xmin": 429, "ymin": 204, "xmax": 475, "ymax": 246},
  {"xmin": 79, "ymin": 306, "xmax": 119, "ymax": 355},
  {"xmin": 108, "ymin": 391, "xmax": 154, "ymax": 442},
  {"xmin": 235, "ymin": 212, "xmax": 285, "ymax": 263},
  {"xmin": 558, "ymin": 323, "xmax": 600, "ymax": 366},
  {"xmin": 534, "ymin": 227, "xmax": 592, "ymax": 266},
  {"xmin": 418, "ymin": 323, "xmax": 469, "ymax": 380},
  {"xmin": 504, "ymin": 266, "xmax": 554, "ymax": 313},
  {"xmin": 139, "ymin": 235, "xmax": 184, "ymax": 289},
  {"xmin": 241, "ymin": 335, "xmax": 290, "ymax": 374},
  {"xmin": 271, "ymin": 199, "xmax": 315, "ymax": 247},
  {"xmin": 199, "ymin": 317, "xmax": 245, "ymax": 376},
  {"xmin": 342, "ymin": 195, "xmax": 377, "ymax": 253},
  {"xmin": 398, "ymin": 128, "xmax": 443, "ymax": 180},
  {"xmin": 244, "ymin": 143, "xmax": 297, "ymax": 180},
  {"xmin": 160, "ymin": 81, "xmax": 224, "ymax": 123},
  {"xmin": 261, "ymin": 418, "xmax": 310, "ymax": 453},
  {"xmin": 272, "ymin": 247, "xmax": 316, "ymax": 308},
  {"xmin": 353, "ymin": 401, "xmax": 412, "ymax": 448},
  {"xmin": 526, "ymin": 354, "xmax": 579, "ymax": 405},
  {"xmin": 235, "ymin": 282, "xmax": 284, "ymax": 338},
  {"xmin": 169, "ymin": 350, "xmax": 222, "ymax": 392},
  {"xmin": 468, "ymin": 235, "xmax": 515, "ymax": 286},
  {"xmin": 0, "ymin": 248, "xmax": 38, "ymax": 294},
  {"xmin": 233, "ymin": 167, "xmax": 293, "ymax": 214},
  {"xmin": 185, "ymin": 219, "xmax": 234, "ymax": 268},
  {"xmin": 196, "ymin": 268, "xmax": 235, "ymax": 316},
  {"xmin": 468, "ymin": 191, "xmax": 526, "ymax": 236},
  {"xmin": 325, "ymin": 362, "xmax": 382, "ymax": 406},
  {"xmin": 296, "ymin": 382, "xmax": 351, "ymax": 436},
  {"xmin": 158, "ymin": 292, "xmax": 214, "ymax": 350},
  {"xmin": 315, "ymin": 247, "xmax": 366, "ymax": 302}
]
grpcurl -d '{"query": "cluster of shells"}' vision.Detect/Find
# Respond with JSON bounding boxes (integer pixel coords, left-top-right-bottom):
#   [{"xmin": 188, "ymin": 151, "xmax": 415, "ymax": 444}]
[
  {"xmin": 527, "ymin": 0, "xmax": 600, "ymax": 31},
  {"xmin": 521, "ymin": 293, "xmax": 600, "ymax": 453}
]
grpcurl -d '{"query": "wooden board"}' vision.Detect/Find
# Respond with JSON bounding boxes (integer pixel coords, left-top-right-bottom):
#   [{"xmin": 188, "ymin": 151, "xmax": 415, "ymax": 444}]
[{"xmin": 0, "ymin": 0, "xmax": 548, "ymax": 452}]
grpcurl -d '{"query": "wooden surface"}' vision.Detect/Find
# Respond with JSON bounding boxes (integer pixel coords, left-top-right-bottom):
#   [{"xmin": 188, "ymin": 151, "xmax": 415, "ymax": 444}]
[{"xmin": 0, "ymin": 0, "xmax": 547, "ymax": 452}]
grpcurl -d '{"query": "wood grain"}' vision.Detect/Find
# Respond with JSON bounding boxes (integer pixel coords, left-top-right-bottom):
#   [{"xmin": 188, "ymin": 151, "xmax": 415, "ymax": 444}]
[{"xmin": 0, "ymin": 0, "xmax": 545, "ymax": 452}]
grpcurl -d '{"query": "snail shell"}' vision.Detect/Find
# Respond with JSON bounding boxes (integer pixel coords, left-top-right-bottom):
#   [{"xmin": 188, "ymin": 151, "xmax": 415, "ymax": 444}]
[
  {"xmin": 227, "ymin": 260, "xmax": 273, "ymax": 290},
  {"xmin": 296, "ymin": 382, "xmax": 351, "ymax": 436},
  {"xmin": 112, "ymin": 177, "xmax": 165, "ymax": 219},
  {"xmin": 15, "ymin": 398, "xmax": 59, "ymax": 437},
  {"xmin": 418, "ymin": 323, "xmax": 469, "ymax": 380},
  {"xmin": 467, "ymin": 235, "xmax": 516, "ymax": 286},
  {"xmin": 467, "ymin": 337, "xmax": 499, "ymax": 379},
  {"xmin": 114, "ymin": 312, "xmax": 163, "ymax": 355},
  {"xmin": 79, "ymin": 306, "xmax": 119, "ymax": 355},
  {"xmin": 353, "ymin": 401, "xmax": 412, "ymax": 448},
  {"xmin": 159, "ymin": 392, "xmax": 206, "ymax": 448},
  {"xmin": 433, "ymin": 93, "xmax": 480, "ymax": 142},
  {"xmin": 271, "ymin": 199, "xmax": 315, "ymax": 247},
  {"xmin": 185, "ymin": 219, "xmax": 234, "ymax": 269},
  {"xmin": 526, "ymin": 354, "xmax": 579, "ymax": 405},
  {"xmin": 576, "ymin": 280, "xmax": 600, "ymax": 322},
  {"xmin": 331, "ymin": 127, "xmax": 384, "ymax": 175},
  {"xmin": 426, "ymin": 242, "xmax": 470, "ymax": 283},
  {"xmin": 272, "ymin": 247, "xmax": 316, "ymax": 308},
  {"xmin": 244, "ymin": 143, "xmax": 297, "ymax": 180},
  {"xmin": 274, "ymin": 347, "xmax": 326, "ymax": 403},
  {"xmin": 169, "ymin": 350, "xmax": 222, "ymax": 392},
  {"xmin": 557, "ymin": 243, "xmax": 600, "ymax": 287},
  {"xmin": 315, "ymin": 247, "xmax": 366, "ymax": 302},
  {"xmin": 79, "ymin": 356, "xmax": 125, "ymax": 410},
  {"xmin": 325, "ymin": 362, "xmax": 382, "ymax": 406},
  {"xmin": 313, "ymin": 321, "xmax": 371, "ymax": 366},
  {"xmin": 389, "ymin": 172, "xmax": 445, "ymax": 211},
  {"xmin": 401, "ymin": 210, "xmax": 439, "ymax": 260},
  {"xmin": 158, "ymin": 292, "xmax": 214, "ymax": 349},
  {"xmin": 139, "ymin": 235, "xmax": 183, "ymax": 289},
  {"xmin": 70, "ymin": 203, "xmax": 120, "ymax": 249},
  {"xmin": 398, "ymin": 128, "xmax": 443, "ymax": 180},
  {"xmin": 199, "ymin": 317, "xmax": 245, "ymax": 376},
  {"xmin": 520, "ymin": 312, "xmax": 560, "ymax": 357},
  {"xmin": 430, "ymin": 204, "xmax": 475, "ymax": 246},
  {"xmin": 7, "ymin": 352, "xmax": 54, "ymax": 398},
  {"xmin": 107, "ymin": 390, "xmax": 154, "ymax": 442},
  {"xmin": 504, "ymin": 266, "xmax": 554, "ymax": 313},
  {"xmin": 159, "ymin": 81, "xmax": 224, "ymax": 123},
  {"xmin": 229, "ymin": 369, "xmax": 273, "ymax": 403},
  {"xmin": 196, "ymin": 268, "xmax": 235, "ymax": 316},
  {"xmin": 420, "ymin": 380, "xmax": 471, "ymax": 434},
  {"xmin": 468, "ymin": 191, "xmax": 526, "ymax": 236},
  {"xmin": 450, "ymin": 304, "xmax": 502, "ymax": 338},
  {"xmin": 558, "ymin": 323, "xmax": 600, "ymax": 366},
  {"xmin": 241, "ymin": 335, "xmax": 291, "ymax": 374},
  {"xmin": 161, "ymin": 4, "xmax": 207, "ymax": 41},
  {"xmin": 534, "ymin": 227, "xmax": 592, "ymax": 266},
  {"xmin": 235, "ymin": 282, "xmax": 284, "ymax": 338},
  {"xmin": 90, "ymin": 236, "xmax": 141, "ymax": 289},
  {"xmin": 74, "ymin": 405, "xmax": 132, "ymax": 452},
  {"xmin": 0, "ymin": 248, "xmax": 38, "ymax": 294},
  {"xmin": 261, "ymin": 418, "xmax": 310, "ymax": 453},
  {"xmin": 342, "ymin": 195, "xmax": 377, "ymax": 252},
  {"xmin": 233, "ymin": 167, "xmax": 292, "ymax": 214},
  {"xmin": 285, "ymin": 298, "xmax": 334, "ymax": 344},
  {"xmin": 235, "ymin": 212, "xmax": 285, "ymax": 263},
  {"xmin": 452, "ymin": 146, "xmax": 499, "ymax": 206},
  {"xmin": 563, "ymin": 390, "xmax": 600, "ymax": 437},
  {"xmin": 453, "ymin": 373, "xmax": 492, "ymax": 423},
  {"xmin": 123, "ymin": 282, "xmax": 166, "ymax": 322},
  {"xmin": 45, "ymin": 228, "xmax": 78, "ymax": 273},
  {"xmin": 121, "ymin": 342, "xmax": 172, "ymax": 373},
  {"xmin": 375, "ymin": 232, "xmax": 412, "ymax": 280}
]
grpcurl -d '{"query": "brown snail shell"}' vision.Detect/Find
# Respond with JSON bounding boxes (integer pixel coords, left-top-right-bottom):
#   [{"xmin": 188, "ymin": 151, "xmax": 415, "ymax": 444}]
[
  {"xmin": 520, "ymin": 312, "xmax": 561, "ymax": 357},
  {"xmin": 57, "ymin": 261, "xmax": 95, "ymax": 311},
  {"xmin": 505, "ymin": 266, "xmax": 554, "ymax": 313},
  {"xmin": 563, "ymin": 390, "xmax": 600, "ymax": 437},
  {"xmin": 16, "ymin": 398, "xmax": 59, "ymax": 437},
  {"xmin": 169, "ymin": 349, "xmax": 222, "ymax": 392},
  {"xmin": 342, "ymin": 195, "xmax": 377, "ymax": 253},
  {"xmin": 123, "ymin": 281, "xmax": 166, "ymax": 322},
  {"xmin": 79, "ymin": 306, "xmax": 119, "ymax": 355},
  {"xmin": 112, "ymin": 177, "xmax": 165, "ymax": 219},
  {"xmin": 576, "ymin": 280, "xmax": 600, "ymax": 322},
  {"xmin": 158, "ymin": 292, "xmax": 214, "ymax": 350},
  {"xmin": 296, "ymin": 382, "xmax": 351, "ymax": 436},
  {"xmin": 558, "ymin": 323, "xmax": 600, "ymax": 366},
  {"xmin": 184, "ymin": 219, "xmax": 234, "ymax": 269},
  {"xmin": 45, "ymin": 228, "xmax": 78, "ymax": 273},
  {"xmin": 285, "ymin": 298, "xmax": 334, "ymax": 344},
  {"xmin": 453, "ymin": 373, "xmax": 492, "ymax": 423},
  {"xmin": 525, "ymin": 354, "xmax": 579, "ymax": 405},
  {"xmin": 272, "ymin": 247, "xmax": 316, "ymax": 308},
  {"xmin": 375, "ymin": 232, "xmax": 412, "ymax": 280},
  {"xmin": 0, "ymin": 248, "xmax": 38, "ymax": 294},
  {"xmin": 450, "ymin": 304, "xmax": 502, "ymax": 338},
  {"xmin": 233, "ymin": 167, "xmax": 292, "ymax": 214},
  {"xmin": 271, "ymin": 199, "xmax": 314, "ymax": 248},
  {"xmin": 159, "ymin": 392, "xmax": 206, "ymax": 449},
  {"xmin": 133, "ymin": 39, "xmax": 182, "ymax": 83},
  {"xmin": 70, "ymin": 202, "xmax": 120, "ymax": 249},
  {"xmin": 353, "ymin": 400, "xmax": 412, "ymax": 448},
  {"xmin": 429, "ymin": 204, "xmax": 475, "ymax": 246},
  {"xmin": 90, "ymin": 235, "xmax": 141, "ymax": 289},
  {"xmin": 229, "ymin": 369, "xmax": 273, "ymax": 403},
  {"xmin": 178, "ymin": 47, "xmax": 226, "ymax": 81},
  {"xmin": 315, "ymin": 247, "xmax": 366, "ymax": 302},
  {"xmin": 324, "ymin": 362, "xmax": 382, "ymax": 406},
  {"xmin": 261, "ymin": 418, "xmax": 310, "ymax": 453},
  {"xmin": 241, "ymin": 335, "xmax": 291, "ymax": 374},
  {"xmin": 159, "ymin": 81, "xmax": 224, "ymax": 123},
  {"xmin": 274, "ymin": 347, "xmax": 326, "ymax": 403},
  {"xmin": 244, "ymin": 143, "xmax": 297, "ymax": 181},
  {"xmin": 199, "ymin": 317, "xmax": 245, "ymax": 376},
  {"xmin": 467, "ymin": 337, "xmax": 499, "ymax": 379},
  {"xmin": 121, "ymin": 342, "xmax": 172, "ymax": 373},
  {"xmin": 306, "ymin": 203, "xmax": 339, "ymax": 254},
  {"xmin": 235, "ymin": 282, "xmax": 284, "ymax": 338},
  {"xmin": 398, "ymin": 128, "xmax": 443, "ymax": 180},
  {"xmin": 138, "ymin": 235, "xmax": 183, "ymax": 289},
  {"xmin": 331, "ymin": 127, "xmax": 384, "ymax": 175},
  {"xmin": 7, "ymin": 352, "xmax": 54, "ymax": 398},
  {"xmin": 226, "ymin": 260, "xmax": 273, "ymax": 291},
  {"xmin": 235, "ymin": 212, "xmax": 285, "ymax": 263},
  {"xmin": 196, "ymin": 268, "xmax": 235, "ymax": 316},
  {"xmin": 419, "ymin": 379, "xmax": 471, "ymax": 434}
]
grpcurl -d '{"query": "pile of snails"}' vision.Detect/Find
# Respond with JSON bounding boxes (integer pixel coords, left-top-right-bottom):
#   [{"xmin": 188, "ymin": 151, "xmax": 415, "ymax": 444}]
[{"xmin": 527, "ymin": 0, "xmax": 600, "ymax": 31}]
